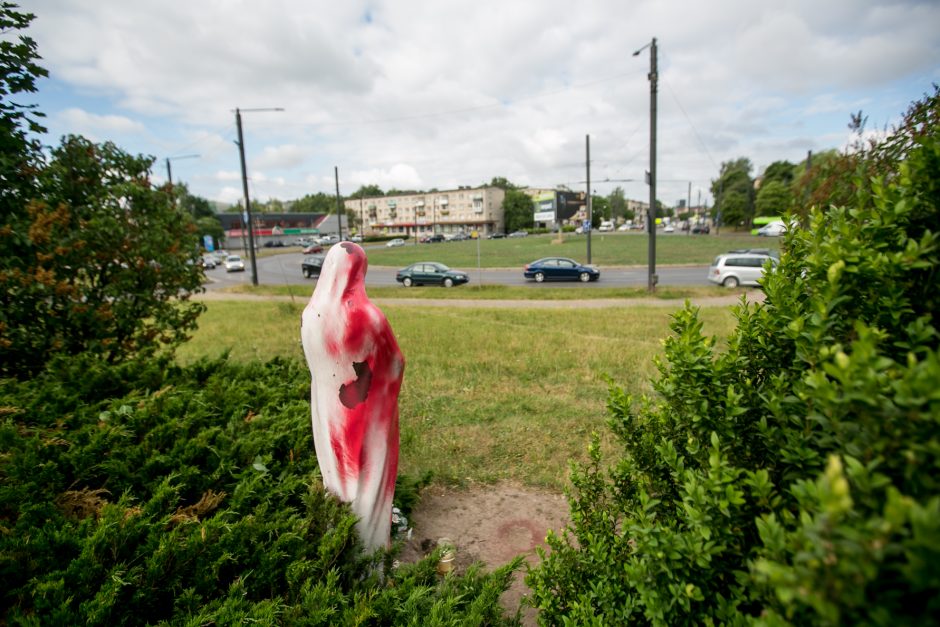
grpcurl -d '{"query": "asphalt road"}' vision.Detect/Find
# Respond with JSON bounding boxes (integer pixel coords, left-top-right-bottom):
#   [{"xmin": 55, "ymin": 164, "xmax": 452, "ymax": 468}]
[{"xmin": 205, "ymin": 250, "xmax": 711, "ymax": 291}]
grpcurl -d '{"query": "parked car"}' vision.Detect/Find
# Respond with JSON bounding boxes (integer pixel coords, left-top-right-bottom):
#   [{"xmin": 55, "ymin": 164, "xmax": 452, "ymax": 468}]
[
  {"xmin": 727, "ymin": 247, "xmax": 780, "ymax": 260},
  {"xmin": 524, "ymin": 257, "xmax": 600, "ymax": 283},
  {"xmin": 691, "ymin": 224, "xmax": 710, "ymax": 234},
  {"xmin": 396, "ymin": 262, "xmax": 469, "ymax": 287},
  {"xmin": 263, "ymin": 240, "xmax": 285, "ymax": 248},
  {"xmin": 224, "ymin": 255, "xmax": 245, "ymax": 272},
  {"xmin": 757, "ymin": 220, "xmax": 787, "ymax": 237},
  {"xmin": 350, "ymin": 234, "xmax": 363, "ymax": 243},
  {"xmin": 508, "ymin": 230, "xmax": 529, "ymax": 238},
  {"xmin": 386, "ymin": 238, "xmax": 405, "ymax": 248},
  {"xmin": 301, "ymin": 255, "xmax": 325, "ymax": 278},
  {"xmin": 617, "ymin": 224, "xmax": 631, "ymax": 231},
  {"xmin": 708, "ymin": 253, "xmax": 777, "ymax": 288},
  {"xmin": 302, "ymin": 243, "xmax": 324, "ymax": 254},
  {"xmin": 598, "ymin": 221, "xmax": 614, "ymax": 232},
  {"xmin": 451, "ymin": 232, "xmax": 469, "ymax": 241},
  {"xmin": 425, "ymin": 233, "xmax": 446, "ymax": 243},
  {"xmin": 488, "ymin": 232, "xmax": 506, "ymax": 239},
  {"xmin": 318, "ymin": 234, "xmax": 340, "ymax": 245},
  {"xmin": 663, "ymin": 224, "xmax": 675, "ymax": 233}
]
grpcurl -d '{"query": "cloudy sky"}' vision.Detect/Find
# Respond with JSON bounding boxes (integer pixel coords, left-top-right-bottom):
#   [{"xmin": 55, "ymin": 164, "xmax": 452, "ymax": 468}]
[{"xmin": 24, "ymin": 0, "xmax": 940, "ymax": 207}]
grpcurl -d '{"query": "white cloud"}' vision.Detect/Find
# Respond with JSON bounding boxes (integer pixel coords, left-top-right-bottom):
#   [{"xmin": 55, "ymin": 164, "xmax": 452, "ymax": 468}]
[
  {"xmin": 54, "ymin": 107, "xmax": 146, "ymax": 137},
  {"xmin": 26, "ymin": 0, "xmax": 940, "ymax": 204},
  {"xmin": 252, "ymin": 144, "xmax": 309, "ymax": 170}
]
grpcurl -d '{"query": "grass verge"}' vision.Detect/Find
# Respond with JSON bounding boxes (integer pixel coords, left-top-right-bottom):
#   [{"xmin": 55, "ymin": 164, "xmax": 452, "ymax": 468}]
[
  {"xmin": 178, "ymin": 300, "xmax": 738, "ymax": 488},
  {"xmin": 219, "ymin": 283, "xmax": 747, "ymax": 301}
]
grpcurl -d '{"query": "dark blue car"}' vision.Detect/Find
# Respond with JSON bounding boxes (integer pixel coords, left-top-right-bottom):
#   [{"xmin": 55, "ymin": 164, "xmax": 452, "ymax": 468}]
[{"xmin": 524, "ymin": 257, "xmax": 600, "ymax": 283}]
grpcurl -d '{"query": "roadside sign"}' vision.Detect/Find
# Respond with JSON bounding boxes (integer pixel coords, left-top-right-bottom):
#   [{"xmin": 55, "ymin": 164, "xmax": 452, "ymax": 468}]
[{"xmin": 203, "ymin": 235, "xmax": 214, "ymax": 251}]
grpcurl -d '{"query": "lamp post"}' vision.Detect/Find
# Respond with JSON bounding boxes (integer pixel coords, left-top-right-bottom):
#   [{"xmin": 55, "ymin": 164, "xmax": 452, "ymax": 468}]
[
  {"xmin": 165, "ymin": 154, "xmax": 199, "ymax": 208},
  {"xmin": 634, "ymin": 37, "xmax": 658, "ymax": 293},
  {"xmin": 235, "ymin": 106, "xmax": 283, "ymax": 286}
]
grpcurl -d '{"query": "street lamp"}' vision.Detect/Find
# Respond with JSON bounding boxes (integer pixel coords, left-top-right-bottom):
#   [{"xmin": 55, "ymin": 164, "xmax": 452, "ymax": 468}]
[
  {"xmin": 164, "ymin": 154, "xmax": 199, "ymax": 207},
  {"xmin": 235, "ymin": 106, "xmax": 284, "ymax": 286},
  {"xmin": 633, "ymin": 37, "xmax": 658, "ymax": 293}
]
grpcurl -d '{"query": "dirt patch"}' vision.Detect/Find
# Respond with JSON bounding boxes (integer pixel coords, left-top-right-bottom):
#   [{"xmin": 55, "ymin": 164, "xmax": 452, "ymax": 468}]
[{"xmin": 398, "ymin": 483, "xmax": 570, "ymax": 625}]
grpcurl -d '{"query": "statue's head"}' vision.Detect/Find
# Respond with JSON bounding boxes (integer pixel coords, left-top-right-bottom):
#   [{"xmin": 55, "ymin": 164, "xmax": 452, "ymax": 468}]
[{"xmin": 317, "ymin": 241, "xmax": 368, "ymax": 299}]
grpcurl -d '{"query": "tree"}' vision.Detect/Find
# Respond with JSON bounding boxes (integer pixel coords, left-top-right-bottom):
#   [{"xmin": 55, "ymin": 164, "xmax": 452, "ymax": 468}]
[
  {"xmin": 608, "ymin": 187, "xmax": 627, "ymax": 220},
  {"xmin": 0, "ymin": 136, "xmax": 206, "ymax": 377},
  {"xmin": 288, "ymin": 192, "xmax": 333, "ymax": 214},
  {"xmin": 761, "ymin": 159, "xmax": 797, "ymax": 187},
  {"xmin": 711, "ymin": 157, "xmax": 754, "ymax": 227},
  {"xmin": 590, "ymin": 195, "xmax": 610, "ymax": 228},
  {"xmin": 527, "ymin": 93, "xmax": 940, "ymax": 624},
  {"xmin": 488, "ymin": 176, "xmax": 516, "ymax": 190},
  {"xmin": 754, "ymin": 179, "xmax": 792, "ymax": 216},
  {"xmin": 348, "ymin": 184, "xmax": 383, "ymax": 199},
  {"xmin": 502, "ymin": 189, "xmax": 534, "ymax": 232},
  {"xmin": 0, "ymin": 2, "xmax": 46, "ymax": 215}
]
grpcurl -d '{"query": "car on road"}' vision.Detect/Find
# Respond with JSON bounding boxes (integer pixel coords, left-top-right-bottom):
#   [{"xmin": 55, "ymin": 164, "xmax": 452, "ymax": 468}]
[
  {"xmin": 224, "ymin": 255, "xmax": 245, "ymax": 272},
  {"xmin": 508, "ymin": 230, "xmax": 529, "ymax": 238},
  {"xmin": 201, "ymin": 255, "xmax": 218, "ymax": 269},
  {"xmin": 302, "ymin": 255, "xmax": 325, "ymax": 278},
  {"xmin": 598, "ymin": 221, "xmax": 614, "ymax": 232},
  {"xmin": 302, "ymin": 243, "xmax": 324, "ymax": 254},
  {"xmin": 524, "ymin": 257, "xmax": 600, "ymax": 283},
  {"xmin": 396, "ymin": 262, "xmax": 469, "ymax": 287},
  {"xmin": 691, "ymin": 223, "xmax": 710, "ymax": 234},
  {"xmin": 728, "ymin": 247, "xmax": 780, "ymax": 260},
  {"xmin": 708, "ymin": 252, "xmax": 777, "ymax": 288},
  {"xmin": 386, "ymin": 238, "xmax": 405, "ymax": 247},
  {"xmin": 757, "ymin": 220, "xmax": 787, "ymax": 237},
  {"xmin": 663, "ymin": 224, "xmax": 675, "ymax": 233}
]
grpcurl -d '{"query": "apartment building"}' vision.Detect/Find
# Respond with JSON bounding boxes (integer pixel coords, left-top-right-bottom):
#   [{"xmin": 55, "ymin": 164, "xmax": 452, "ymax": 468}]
[{"xmin": 344, "ymin": 186, "xmax": 506, "ymax": 238}]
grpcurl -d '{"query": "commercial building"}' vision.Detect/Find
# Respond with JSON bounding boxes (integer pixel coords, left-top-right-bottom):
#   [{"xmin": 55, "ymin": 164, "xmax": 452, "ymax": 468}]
[
  {"xmin": 344, "ymin": 186, "xmax": 506, "ymax": 238},
  {"xmin": 217, "ymin": 212, "xmax": 324, "ymax": 250},
  {"xmin": 524, "ymin": 189, "xmax": 587, "ymax": 230}
]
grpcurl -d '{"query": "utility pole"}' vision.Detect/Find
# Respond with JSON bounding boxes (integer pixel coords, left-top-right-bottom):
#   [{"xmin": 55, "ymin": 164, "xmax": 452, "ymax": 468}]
[
  {"xmin": 586, "ymin": 134, "xmax": 592, "ymax": 264},
  {"xmin": 165, "ymin": 154, "xmax": 199, "ymax": 208},
  {"xmin": 234, "ymin": 107, "xmax": 283, "ymax": 286},
  {"xmin": 634, "ymin": 37, "xmax": 658, "ymax": 292},
  {"xmin": 687, "ymin": 181, "xmax": 691, "ymax": 236},
  {"xmin": 334, "ymin": 166, "xmax": 343, "ymax": 240}
]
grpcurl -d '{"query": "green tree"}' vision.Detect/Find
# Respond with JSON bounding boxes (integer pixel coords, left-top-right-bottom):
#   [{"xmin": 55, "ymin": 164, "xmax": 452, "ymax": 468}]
[
  {"xmin": 711, "ymin": 157, "xmax": 754, "ymax": 227},
  {"xmin": 0, "ymin": 2, "xmax": 46, "ymax": 212},
  {"xmin": 0, "ymin": 136, "xmax": 206, "ymax": 377},
  {"xmin": 528, "ymin": 93, "xmax": 940, "ymax": 624},
  {"xmin": 288, "ymin": 192, "xmax": 334, "ymax": 214},
  {"xmin": 754, "ymin": 179, "xmax": 792, "ymax": 216},
  {"xmin": 591, "ymin": 195, "xmax": 610, "ymax": 228},
  {"xmin": 348, "ymin": 184, "xmax": 383, "ymax": 199},
  {"xmin": 762, "ymin": 159, "xmax": 797, "ymax": 187},
  {"xmin": 608, "ymin": 186, "xmax": 627, "ymax": 220},
  {"xmin": 502, "ymin": 189, "xmax": 534, "ymax": 232},
  {"xmin": 488, "ymin": 176, "xmax": 516, "ymax": 190}
]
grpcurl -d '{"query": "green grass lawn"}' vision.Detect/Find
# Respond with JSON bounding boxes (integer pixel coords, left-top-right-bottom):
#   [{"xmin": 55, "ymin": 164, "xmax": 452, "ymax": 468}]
[
  {"xmin": 222, "ymin": 283, "xmax": 750, "ymax": 301},
  {"xmin": 359, "ymin": 232, "xmax": 779, "ymax": 268},
  {"xmin": 178, "ymin": 299, "xmax": 738, "ymax": 488}
]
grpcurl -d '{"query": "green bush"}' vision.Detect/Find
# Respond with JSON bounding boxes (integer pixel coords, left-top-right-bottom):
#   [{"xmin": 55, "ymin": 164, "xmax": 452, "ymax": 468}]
[
  {"xmin": 527, "ymin": 96, "xmax": 940, "ymax": 624},
  {"xmin": 1, "ymin": 357, "xmax": 519, "ymax": 625}
]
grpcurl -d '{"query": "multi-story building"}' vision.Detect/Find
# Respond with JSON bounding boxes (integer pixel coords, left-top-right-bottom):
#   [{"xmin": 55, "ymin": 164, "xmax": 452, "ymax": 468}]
[{"xmin": 344, "ymin": 186, "xmax": 506, "ymax": 238}]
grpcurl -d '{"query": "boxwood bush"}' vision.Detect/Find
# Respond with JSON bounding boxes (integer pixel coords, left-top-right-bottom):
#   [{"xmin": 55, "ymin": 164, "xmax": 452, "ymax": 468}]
[
  {"xmin": 1, "ymin": 355, "xmax": 519, "ymax": 625},
  {"xmin": 527, "ymin": 92, "xmax": 940, "ymax": 624}
]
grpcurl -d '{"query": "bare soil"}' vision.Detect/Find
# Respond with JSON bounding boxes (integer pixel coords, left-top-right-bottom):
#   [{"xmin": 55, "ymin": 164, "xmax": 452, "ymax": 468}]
[{"xmin": 398, "ymin": 483, "xmax": 570, "ymax": 625}]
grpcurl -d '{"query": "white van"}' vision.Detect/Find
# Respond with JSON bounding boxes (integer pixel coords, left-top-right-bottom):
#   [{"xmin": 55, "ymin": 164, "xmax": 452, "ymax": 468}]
[{"xmin": 708, "ymin": 253, "xmax": 777, "ymax": 288}]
